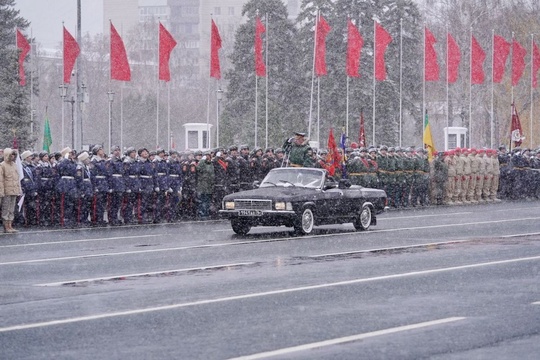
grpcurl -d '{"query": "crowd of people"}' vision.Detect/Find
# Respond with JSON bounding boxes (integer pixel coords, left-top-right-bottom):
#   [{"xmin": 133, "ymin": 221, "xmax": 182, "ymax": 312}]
[{"xmin": 1, "ymin": 131, "xmax": 540, "ymax": 232}]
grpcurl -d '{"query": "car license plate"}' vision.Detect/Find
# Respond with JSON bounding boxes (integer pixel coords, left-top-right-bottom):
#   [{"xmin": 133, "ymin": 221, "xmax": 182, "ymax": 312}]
[{"xmin": 239, "ymin": 210, "xmax": 263, "ymax": 216}]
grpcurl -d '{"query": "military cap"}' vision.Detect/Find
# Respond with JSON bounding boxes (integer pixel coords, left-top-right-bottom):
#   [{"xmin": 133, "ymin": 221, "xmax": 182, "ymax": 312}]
[
  {"xmin": 111, "ymin": 145, "xmax": 121, "ymax": 152},
  {"xmin": 169, "ymin": 149, "xmax": 179, "ymax": 155},
  {"xmin": 163, "ymin": 151, "xmax": 170, "ymax": 156},
  {"xmin": 229, "ymin": 145, "xmax": 238, "ymax": 151},
  {"xmin": 240, "ymin": 145, "xmax": 250, "ymax": 150},
  {"xmin": 275, "ymin": 148, "xmax": 284, "ymax": 154},
  {"xmin": 78, "ymin": 151, "xmax": 89, "ymax": 162},
  {"xmin": 388, "ymin": 147, "xmax": 395, "ymax": 152},
  {"xmin": 265, "ymin": 147, "xmax": 274, "ymax": 153},
  {"xmin": 294, "ymin": 132, "xmax": 306, "ymax": 137},
  {"xmin": 368, "ymin": 147, "xmax": 377, "ymax": 153},
  {"xmin": 92, "ymin": 144, "xmax": 103, "ymax": 155},
  {"xmin": 125, "ymin": 147, "xmax": 136, "ymax": 156},
  {"xmin": 359, "ymin": 147, "xmax": 368, "ymax": 152},
  {"xmin": 498, "ymin": 144, "xmax": 507, "ymax": 150},
  {"xmin": 155, "ymin": 148, "xmax": 165, "ymax": 155},
  {"xmin": 194, "ymin": 150, "xmax": 203, "ymax": 156},
  {"xmin": 380, "ymin": 145, "xmax": 388, "ymax": 151},
  {"xmin": 137, "ymin": 147, "xmax": 148, "ymax": 156},
  {"xmin": 149, "ymin": 151, "xmax": 157, "ymax": 157}
]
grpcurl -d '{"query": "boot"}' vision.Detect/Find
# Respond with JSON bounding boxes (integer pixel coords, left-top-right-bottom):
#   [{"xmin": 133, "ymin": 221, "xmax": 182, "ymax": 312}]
[
  {"xmin": 6, "ymin": 221, "xmax": 18, "ymax": 233},
  {"xmin": 3, "ymin": 220, "xmax": 8, "ymax": 233}
]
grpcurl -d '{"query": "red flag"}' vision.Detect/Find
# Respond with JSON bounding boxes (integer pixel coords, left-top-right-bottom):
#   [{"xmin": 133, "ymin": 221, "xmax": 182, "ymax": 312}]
[
  {"xmin": 447, "ymin": 33, "xmax": 460, "ymax": 83},
  {"xmin": 325, "ymin": 128, "xmax": 340, "ymax": 176},
  {"xmin": 255, "ymin": 16, "xmax": 266, "ymax": 77},
  {"xmin": 110, "ymin": 22, "xmax": 131, "ymax": 81},
  {"xmin": 159, "ymin": 22, "xmax": 177, "ymax": 82},
  {"xmin": 16, "ymin": 28, "xmax": 30, "ymax": 86},
  {"xmin": 359, "ymin": 111, "xmax": 366, "ymax": 147},
  {"xmin": 210, "ymin": 19, "xmax": 222, "ymax": 79},
  {"xmin": 424, "ymin": 27, "xmax": 439, "ymax": 81},
  {"xmin": 533, "ymin": 41, "xmax": 540, "ymax": 88},
  {"xmin": 471, "ymin": 36, "xmax": 485, "ymax": 84},
  {"xmin": 510, "ymin": 103, "xmax": 524, "ymax": 147},
  {"xmin": 375, "ymin": 22, "xmax": 392, "ymax": 81},
  {"xmin": 512, "ymin": 40, "xmax": 527, "ymax": 86},
  {"xmin": 63, "ymin": 26, "xmax": 80, "ymax": 84},
  {"xmin": 493, "ymin": 35, "xmax": 510, "ymax": 83},
  {"xmin": 315, "ymin": 15, "xmax": 331, "ymax": 76},
  {"xmin": 346, "ymin": 19, "xmax": 363, "ymax": 77}
]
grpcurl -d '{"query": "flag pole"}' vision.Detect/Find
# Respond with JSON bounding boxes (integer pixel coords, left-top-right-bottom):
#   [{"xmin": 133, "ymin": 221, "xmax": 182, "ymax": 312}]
[
  {"xmin": 308, "ymin": 9, "xmax": 319, "ymax": 140},
  {"xmin": 30, "ymin": 28, "xmax": 34, "ymax": 139},
  {"xmin": 61, "ymin": 22, "xmax": 65, "ymax": 149},
  {"xmin": 346, "ymin": 75, "xmax": 349, "ymax": 139},
  {"xmin": 317, "ymin": 75, "xmax": 320, "ymax": 146},
  {"xmin": 372, "ymin": 19, "xmax": 376, "ymax": 146},
  {"xmin": 446, "ymin": 28, "xmax": 450, "ymax": 147},
  {"xmin": 255, "ymin": 10, "xmax": 259, "ymax": 148},
  {"xmin": 530, "ymin": 33, "xmax": 534, "ymax": 148},
  {"xmin": 422, "ymin": 25, "xmax": 426, "ymax": 149},
  {"xmin": 511, "ymin": 32, "xmax": 515, "ymax": 128},
  {"xmin": 491, "ymin": 29, "xmax": 494, "ymax": 149},
  {"xmin": 156, "ymin": 19, "xmax": 160, "ymax": 149},
  {"xmin": 167, "ymin": 82, "xmax": 171, "ymax": 150},
  {"xmin": 120, "ymin": 85, "xmax": 124, "ymax": 150},
  {"xmin": 469, "ymin": 27, "xmax": 473, "ymax": 147},
  {"xmin": 399, "ymin": 18, "xmax": 403, "ymax": 148},
  {"xmin": 265, "ymin": 13, "xmax": 269, "ymax": 149}
]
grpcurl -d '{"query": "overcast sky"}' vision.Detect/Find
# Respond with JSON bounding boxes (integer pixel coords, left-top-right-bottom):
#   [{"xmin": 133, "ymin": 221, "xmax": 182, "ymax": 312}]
[{"xmin": 14, "ymin": 0, "xmax": 103, "ymax": 49}]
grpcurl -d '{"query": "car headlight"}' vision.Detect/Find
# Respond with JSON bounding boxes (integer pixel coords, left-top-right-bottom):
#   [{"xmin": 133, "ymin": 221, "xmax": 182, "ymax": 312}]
[
  {"xmin": 286, "ymin": 202, "xmax": 293, "ymax": 211},
  {"xmin": 224, "ymin": 201, "xmax": 235, "ymax": 210},
  {"xmin": 275, "ymin": 201, "xmax": 286, "ymax": 210}
]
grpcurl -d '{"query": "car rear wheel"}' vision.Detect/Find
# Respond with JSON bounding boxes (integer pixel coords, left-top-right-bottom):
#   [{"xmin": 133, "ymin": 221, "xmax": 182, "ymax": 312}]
[
  {"xmin": 294, "ymin": 208, "xmax": 314, "ymax": 235},
  {"xmin": 354, "ymin": 205, "xmax": 372, "ymax": 231},
  {"xmin": 231, "ymin": 219, "xmax": 251, "ymax": 235}
]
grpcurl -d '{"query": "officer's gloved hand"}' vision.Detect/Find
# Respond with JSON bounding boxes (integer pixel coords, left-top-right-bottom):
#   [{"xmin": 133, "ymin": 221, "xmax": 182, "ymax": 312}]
[
  {"xmin": 167, "ymin": 188, "xmax": 173, "ymax": 193},
  {"xmin": 33, "ymin": 192, "xmax": 38, "ymax": 197},
  {"xmin": 155, "ymin": 187, "xmax": 160, "ymax": 192},
  {"xmin": 108, "ymin": 189, "xmax": 113, "ymax": 193},
  {"xmin": 95, "ymin": 189, "xmax": 99, "ymax": 193},
  {"xmin": 202, "ymin": 156, "xmax": 207, "ymax": 161},
  {"xmin": 126, "ymin": 189, "xmax": 132, "ymax": 193}
]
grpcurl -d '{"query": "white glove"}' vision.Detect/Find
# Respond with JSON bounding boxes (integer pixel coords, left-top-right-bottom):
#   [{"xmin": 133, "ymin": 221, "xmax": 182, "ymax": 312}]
[
  {"xmin": 155, "ymin": 187, "xmax": 160, "ymax": 192},
  {"xmin": 108, "ymin": 189, "xmax": 113, "ymax": 193},
  {"xmin": 167, "ymin": 188, "xmax": 173, "ymax": 193},
  {"xmin": 201, "ymin": 156, "xmax": 207, "ymax": 161},
  {"xmin": 126, "ymin": 189, "xmax": 132, "ymax": 193}
]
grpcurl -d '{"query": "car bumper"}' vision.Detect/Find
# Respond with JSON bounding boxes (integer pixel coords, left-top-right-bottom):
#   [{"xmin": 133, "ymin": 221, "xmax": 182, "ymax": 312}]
[{"xmin": 219, "ymin": 209, "xmax": 297, "ymax": 225}]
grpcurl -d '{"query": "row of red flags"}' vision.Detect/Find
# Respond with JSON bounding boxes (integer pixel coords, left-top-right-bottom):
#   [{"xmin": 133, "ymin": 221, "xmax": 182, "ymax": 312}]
[{"xmin": 16, "ymin": 17, "xmax": 540, "ymax": 89}]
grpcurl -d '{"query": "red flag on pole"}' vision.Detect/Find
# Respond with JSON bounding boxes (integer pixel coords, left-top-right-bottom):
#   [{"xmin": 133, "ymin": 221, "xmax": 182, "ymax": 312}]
[
  {"xmin": 346, "ymin": 19, "xmax": 363, "ymax": 77},
  {"xmin": 512, "ymin": 40, "xmax": 527, "ymax": 86},
  {"xmin": 510, "ymin": 103, "xmax": 524, "ymax": 147},
  {"xmin": 210, "ymin": 19, "xmax": 222, "ymax": 79},
  {"xmin": 16, "ymin": 28, "xmax": 30, "ymax": 86},
  {"xmin": 325, "ymin": 128, "xmax": 340, "ymax": 176},
  {"xmin": 493, "ymin": 35, "xmax": 510, "ymax": 83},
  {"xmin": 110, "ymin": 22, "xmax": 131, "ymax": 81},
  {"xmin": 375, "ymin": 22, "xmax": 392, "ymax": 81},
  {"xmin": 63, "ymin": 26, "xmax": 80, "ymax": 84},
  {"xmin": 359, "ymin": 111, "xmax": 366, "ymax": 147},
  {"xmin": 255, "ymin": 16, "xmax": 266, "ymax": 77},
  {"xmin": 315, "ymin": 15, "xmax": 331, "ymax": 76},
  {"xmin": 424, "ymin": 27, "xmax": 439, "ymax": 81},
  {"xmin": 533, "ymin": 41, "xmax": 540, "ymax": 88},
  {"xmin": 447, "ymin": 33, "xmax": 460, "ymax": 83},
  {"xmin": 159, "ymin": 22, "xmax": 177, "ymax": 82},
  {"xmin": 471, "ymin": 36, "xmax": 485, "ymax": 84}
]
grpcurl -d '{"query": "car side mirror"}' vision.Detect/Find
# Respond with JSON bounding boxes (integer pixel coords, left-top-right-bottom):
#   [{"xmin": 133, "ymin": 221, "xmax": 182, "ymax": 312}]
[
  {"xmin": 252, "ymin": 181, "xmax": 260, "ymax": 189},
  {"xmin": 324, "ymin": 181, "xmax": 337, "ymax": 190},
  {"xmin": 338, "ymin": 179, "xmax": 351, "ymax": 189}
]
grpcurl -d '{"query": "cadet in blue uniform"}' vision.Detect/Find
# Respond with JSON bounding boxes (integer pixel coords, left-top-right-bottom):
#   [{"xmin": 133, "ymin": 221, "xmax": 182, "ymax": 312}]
[
  {"xmin": 137, "ymin": 148, "xmax": 156, "ymax": 223},
  {"xmin": 90, "ymin": 145, "xmax": 111, "ymax": 226},
  {"xmin": 76, "ymin": 151, "xmax": 93, "ymax": 226},
  {"xmin": 153, "ymin": 148, "xmax": 169, "ymax": 223},
  {"xmin": 107, "ymin": 145, "xmax": 126, "ymax": 225},
  {"xmin": 36, "ymin": 152, "xmax": 56, "ymax": 226},
  {"xmin": 167, "ymin": 150, "xmax": 183, "ymax": 221},
  {"xmin": 56, "ymin": 148, "xmax": 79, "ymax": 227},
  {"xmin": 20, "ymin": 151, "xmax": 39, "ymax": 226},
  {"xmin": 122, "ymin": 147, "xmax": 140, "ymax": 224}
]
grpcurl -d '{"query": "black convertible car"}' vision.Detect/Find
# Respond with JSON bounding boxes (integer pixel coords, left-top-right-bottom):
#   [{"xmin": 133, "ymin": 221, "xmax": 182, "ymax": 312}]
[{"xmin": 220, "ymin": 167, "xmax": 388, "ymax": 235}]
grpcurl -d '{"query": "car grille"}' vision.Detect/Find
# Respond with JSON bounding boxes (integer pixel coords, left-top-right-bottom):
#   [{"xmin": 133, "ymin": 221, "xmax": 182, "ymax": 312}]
[{"xmin": 235, "ymin": 199, "xmax": 273, "ymax": 211}]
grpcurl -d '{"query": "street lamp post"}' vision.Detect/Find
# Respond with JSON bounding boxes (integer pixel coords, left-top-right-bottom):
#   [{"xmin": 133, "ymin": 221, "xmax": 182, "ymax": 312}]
[
  {"xmin": 59, "ymin": 84, "xmax": 68, "ymax": 148},
  {"xmin": 66, "ymin": 96, "xmax": 76, "ymax": 149},
  {"xmin": 80, "ymin": 83, "xmax": 87, "ymax": 147},
  {"xmin": 216, "ymin": 88, "xmax": 223, "ymax": 148},
  {"xmin": 108, "ymin": 90, "xmax": 115, "ymax": 154}
]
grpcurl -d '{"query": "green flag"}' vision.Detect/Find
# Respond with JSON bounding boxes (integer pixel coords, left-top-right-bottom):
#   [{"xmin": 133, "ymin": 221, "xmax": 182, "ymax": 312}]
[{"xmin": 43, "ymin": 116, "xmax": 52, "ymax": 153}]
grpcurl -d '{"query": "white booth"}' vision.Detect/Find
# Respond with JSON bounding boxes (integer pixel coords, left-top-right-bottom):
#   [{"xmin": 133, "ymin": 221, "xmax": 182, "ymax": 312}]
[
  {"xmin": 444, "ymin": 127, "xmax": 468, "ymax": 150},
  {"xmin": 183, "ymin": 123, "xmax": 213, "ymax": 151}
]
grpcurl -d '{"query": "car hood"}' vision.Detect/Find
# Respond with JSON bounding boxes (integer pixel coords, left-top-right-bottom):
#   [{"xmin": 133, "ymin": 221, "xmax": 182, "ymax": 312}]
[{"xmin": 223, "ymin": 186, "xmax": 319, "ymax": 202}]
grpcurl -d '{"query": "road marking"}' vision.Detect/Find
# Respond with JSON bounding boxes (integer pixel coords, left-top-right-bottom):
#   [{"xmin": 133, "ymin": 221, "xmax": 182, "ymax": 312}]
[
  {"xmin": 501, "ymin": 232, "xmax": 540, "ymax": 238},
  {"xmin": 0, "ymin": 256, "xmax": 538, "ymax": 333},
  {"xmin": 533, "ymin": 301, "xmax": 540, "ymax": 305},
  {"xmin": 0, "ymin": 234, "xmax": 160, "ymax": 248},
  {"xmin": 304, "ymin": 240, "xmax": 471, "ymax": 259},
  {"xmin": 227, "ymin": 317, "xmax": 466, "ymax": 360},
  {"xmin": 35, "ymin": 262, "xmax": 257, "ymax": 287},
  {"xmin": 2, "ymin": 216, "xmax": 540, "ymax": 266}
]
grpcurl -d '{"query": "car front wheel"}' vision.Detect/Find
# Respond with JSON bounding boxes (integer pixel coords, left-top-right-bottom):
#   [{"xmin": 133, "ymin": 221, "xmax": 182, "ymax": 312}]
[
  {"xmin": 231, "ymin": 219, "xmax": 251, "ymax": 235},
  {"xmin": 294, "ymin": 208, "xmax": 314, "ymax": 235},
  {"xmin": 354, "ymin": 205, "xmax": 372, "ymax": 231}
]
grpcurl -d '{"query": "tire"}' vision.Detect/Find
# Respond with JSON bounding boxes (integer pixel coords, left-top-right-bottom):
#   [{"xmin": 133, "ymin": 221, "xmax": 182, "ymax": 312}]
[
  {"xmin": 231, "ymin": 219, "xmax": 251, "ymax": 235},
  {"xmin": 294, "ymin": 208, "xmax": 314, "ymax": 235},
  {"xmin": 354, "ymin": 205, "xmax": 372, "ymax": 231}
]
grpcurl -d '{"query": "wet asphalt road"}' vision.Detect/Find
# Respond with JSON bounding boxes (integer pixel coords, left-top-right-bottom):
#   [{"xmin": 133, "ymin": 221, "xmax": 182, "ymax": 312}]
[{"xmin": 1, "ymin": 200, "xmax": 540, "ymax": 359}]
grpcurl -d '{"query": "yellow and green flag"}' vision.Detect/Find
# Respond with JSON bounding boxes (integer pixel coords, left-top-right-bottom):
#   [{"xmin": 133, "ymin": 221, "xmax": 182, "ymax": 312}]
[
  {"xmin": 423, "ymin": 109, "xmax": 436, "ymax": 161},
  {"xmin": 43, "ymin": 116, "xmax": 52, "ymax": 153}
]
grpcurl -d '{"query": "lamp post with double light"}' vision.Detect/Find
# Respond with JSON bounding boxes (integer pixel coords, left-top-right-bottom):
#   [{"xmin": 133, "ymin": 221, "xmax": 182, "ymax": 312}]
[
  {"xmin": 108, "ymin": 90, "xmax": 115, "ymax": 154},
  {"xmin": 216, "ymin": 87, "xmax": 223, "ymax": 148},
  {"xmin": 59, "ymin": 84, "xmax": 68, "ymax": 148}
]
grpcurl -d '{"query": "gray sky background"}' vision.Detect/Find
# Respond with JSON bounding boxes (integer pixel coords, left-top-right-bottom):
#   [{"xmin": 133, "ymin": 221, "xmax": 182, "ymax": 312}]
[{"xmin": 15, "ymin": 0, "xmax": 103, "ymax": 49}]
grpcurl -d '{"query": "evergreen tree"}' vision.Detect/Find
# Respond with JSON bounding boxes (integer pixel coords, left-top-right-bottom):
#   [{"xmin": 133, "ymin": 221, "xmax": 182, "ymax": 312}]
[
  {"xmin": 0, "ymin": 0, "xmax": 32, "ymax": 149},
  {"xmin": 221, "ymin": 0, "xmax": 305, "ymax": 148}
]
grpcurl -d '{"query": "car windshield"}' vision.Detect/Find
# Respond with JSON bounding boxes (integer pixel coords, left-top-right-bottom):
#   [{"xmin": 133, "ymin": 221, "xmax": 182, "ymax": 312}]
[{"xmin": 260, "ymin": 168, "xmax": 324, "ymax": 188}]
